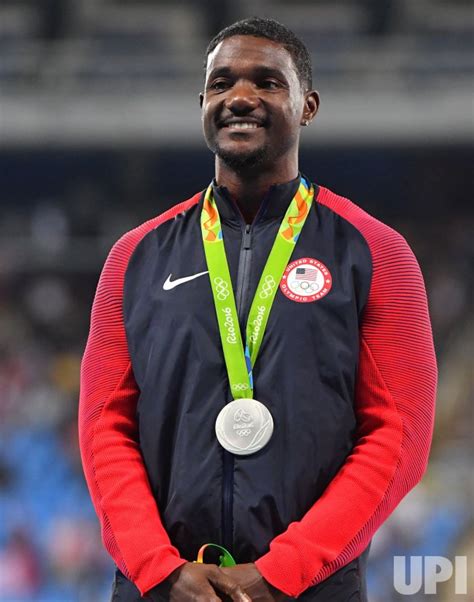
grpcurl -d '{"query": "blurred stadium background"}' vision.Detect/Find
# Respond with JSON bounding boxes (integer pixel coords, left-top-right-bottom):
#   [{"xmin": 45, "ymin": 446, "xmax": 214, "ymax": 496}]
[{"xmin": 0, "ymin": 1, "xmax": 472, "ymax": 600}]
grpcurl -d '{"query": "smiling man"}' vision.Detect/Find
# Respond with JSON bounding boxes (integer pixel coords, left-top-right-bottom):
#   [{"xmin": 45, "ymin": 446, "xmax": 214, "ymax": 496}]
[
  {"xmin": 201, "ymin": 32, "xmax": 315, "ymax": 189},
  {"xmin": 79, "ymin": 18, "xmax": 437, "ymax": 602}
]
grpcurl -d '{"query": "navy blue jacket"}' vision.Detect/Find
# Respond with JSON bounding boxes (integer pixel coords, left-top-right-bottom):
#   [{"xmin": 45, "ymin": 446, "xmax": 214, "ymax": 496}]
[{"xmin": 79, "ymin": 177, "xmax": 436, "ymax": 600}]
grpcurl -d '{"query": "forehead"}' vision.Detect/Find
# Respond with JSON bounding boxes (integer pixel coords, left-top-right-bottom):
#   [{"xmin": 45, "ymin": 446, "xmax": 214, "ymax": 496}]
[{"xmin": 206, "ymin": 35, "xmax": 297, "ymax": 79}]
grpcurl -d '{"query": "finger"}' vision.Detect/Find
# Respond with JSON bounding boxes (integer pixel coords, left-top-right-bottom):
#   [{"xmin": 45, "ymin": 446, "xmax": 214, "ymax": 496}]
[
  {"xmin": 208, "ymin": 569, "xmax": 252, "ymax": 602},
  {"xmin": 195, "ymin": 590, "xmax": 222, "ymax": 602},
  {"xmin": 172, "ymin": 583, "xmax": 222, "ymax": 602},
  {"xmin": 197, "ymin": 581, "xmax": 223, "ymax": 602}
]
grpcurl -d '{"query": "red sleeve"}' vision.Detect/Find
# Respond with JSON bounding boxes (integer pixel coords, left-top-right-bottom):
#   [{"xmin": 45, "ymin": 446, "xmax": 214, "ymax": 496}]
[
  {"xmin": 78, "ymin": 195, "xmax": 200, "ymax": 596},
  {"xmin": 255, "ymin": 188, "xmax": 437, "ymax": 598}
]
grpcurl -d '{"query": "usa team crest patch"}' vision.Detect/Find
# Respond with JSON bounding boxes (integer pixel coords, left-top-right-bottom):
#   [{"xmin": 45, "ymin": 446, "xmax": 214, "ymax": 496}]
[{"xmin": 280, "ymin": 257, "xmax": 332, "ymax": 303}]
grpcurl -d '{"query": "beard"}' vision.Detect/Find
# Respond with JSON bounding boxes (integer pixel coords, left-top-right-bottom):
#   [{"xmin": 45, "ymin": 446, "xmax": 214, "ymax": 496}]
[
  {"xmin": 204, "ymin": 121, "xmax": 298, "ymax": 174},
  {"xmin": 213, "ymin": 141, "xmax": 270, "ymax": 173}
]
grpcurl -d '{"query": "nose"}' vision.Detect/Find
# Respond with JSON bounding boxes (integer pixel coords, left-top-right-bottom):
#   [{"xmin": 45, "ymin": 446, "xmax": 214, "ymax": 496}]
[{"xmin": 224, "ymin": 80, "xmax": 259, "ymax": 114}]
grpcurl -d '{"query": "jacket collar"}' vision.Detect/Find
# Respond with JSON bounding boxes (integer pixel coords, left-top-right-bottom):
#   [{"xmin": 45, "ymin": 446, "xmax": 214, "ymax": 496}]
[{"xmin": 211, "ymin": 174, "xmax": 303, "ymax": 225}]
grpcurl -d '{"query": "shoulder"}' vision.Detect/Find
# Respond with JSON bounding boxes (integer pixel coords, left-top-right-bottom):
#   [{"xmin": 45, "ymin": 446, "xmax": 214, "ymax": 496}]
[
  {"xmin": 103, "ymin": 192, "xmax": 202, "ymax": 276},
  {"xmin": 316, "ymin": 186, "xmax": 431, "ymax": 343},
  {"xmin": 92, "ymin": 192, "xmax": 202, "ymax": 303},
  {"xmin": 316, "ymin": 185, "xmax": 417, "ymax": 271}
]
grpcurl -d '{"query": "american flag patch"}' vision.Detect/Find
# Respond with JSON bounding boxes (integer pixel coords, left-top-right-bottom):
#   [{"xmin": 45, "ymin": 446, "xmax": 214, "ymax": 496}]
[{"xmin": 295, "ymin": 267, "xmax": 318, "ymax": 281}]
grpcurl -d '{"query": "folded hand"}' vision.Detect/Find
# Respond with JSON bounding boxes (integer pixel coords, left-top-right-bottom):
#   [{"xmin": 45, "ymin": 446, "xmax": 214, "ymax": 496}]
[
  {"xmin": 221, "ymin": 563, "xmax": 288, "ymax": 601},
  {"xmin": 147, "ymin": 562, "xmax": 252, "ymax": 602}
]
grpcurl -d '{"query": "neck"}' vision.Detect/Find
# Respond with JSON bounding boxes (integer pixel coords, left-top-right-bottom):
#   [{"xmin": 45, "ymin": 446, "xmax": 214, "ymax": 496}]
[{"xmin": 215, "ymin": 158, "xmax": 298, "ymax": 223}]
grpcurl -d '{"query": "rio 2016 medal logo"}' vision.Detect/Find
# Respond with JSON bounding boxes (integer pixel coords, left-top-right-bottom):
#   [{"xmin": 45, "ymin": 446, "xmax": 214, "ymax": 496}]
[{"xmin": 280, "ymin": 257, "xmax": 332, "ymax": 303}]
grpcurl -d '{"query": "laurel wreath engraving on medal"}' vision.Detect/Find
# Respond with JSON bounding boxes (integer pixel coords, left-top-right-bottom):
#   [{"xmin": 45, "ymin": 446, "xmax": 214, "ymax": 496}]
[
  {"xmin": 244, "ymin": 419, "xmax": 272, "ymax": 452},
  {"xmin": 214, "ymin": 277, "xmax": 230, "ymax": 300},
  {"xmin": 259, "ymin": 275, "xmax": 276, "ymax": 299}
]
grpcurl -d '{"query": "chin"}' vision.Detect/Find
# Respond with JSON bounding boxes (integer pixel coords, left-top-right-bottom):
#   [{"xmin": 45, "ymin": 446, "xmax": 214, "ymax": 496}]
[{"xmin": 215, "ymin": 144, "xmax": 270, "ymax": 172}]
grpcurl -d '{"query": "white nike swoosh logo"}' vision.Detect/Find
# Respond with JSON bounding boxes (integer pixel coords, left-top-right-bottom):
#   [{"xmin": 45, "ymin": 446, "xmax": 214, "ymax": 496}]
[{"xmin": 163, "ymin": 271, "xmax": 209, "ymax": 290}]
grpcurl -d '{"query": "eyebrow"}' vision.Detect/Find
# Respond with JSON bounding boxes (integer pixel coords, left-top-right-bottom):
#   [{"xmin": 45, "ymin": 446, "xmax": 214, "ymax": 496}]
[{"xmin": 207, "ymin": 65, "xmax": 288, "ymax": 82}]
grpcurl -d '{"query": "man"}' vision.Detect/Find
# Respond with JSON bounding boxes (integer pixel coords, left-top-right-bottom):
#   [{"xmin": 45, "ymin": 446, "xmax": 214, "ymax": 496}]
[{"xmin": 79, "ymin": 17, "xmax": 437, "ymax": 602}]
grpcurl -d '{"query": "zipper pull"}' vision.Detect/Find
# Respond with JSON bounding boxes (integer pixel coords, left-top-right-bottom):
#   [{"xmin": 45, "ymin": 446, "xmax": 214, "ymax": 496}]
[{"xmin": 243, "ymin": 224, "xmax": 252, "ymax": 250}]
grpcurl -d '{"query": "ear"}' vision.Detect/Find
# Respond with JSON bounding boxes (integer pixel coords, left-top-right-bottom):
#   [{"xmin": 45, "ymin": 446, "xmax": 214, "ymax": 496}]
[
  {"xmin": 199, "ymin": 92, "xmax": 204, "ymax": 108},
  {"xmin": 301, "ymin": 90, "xmax": 320, "ymax": 126}
]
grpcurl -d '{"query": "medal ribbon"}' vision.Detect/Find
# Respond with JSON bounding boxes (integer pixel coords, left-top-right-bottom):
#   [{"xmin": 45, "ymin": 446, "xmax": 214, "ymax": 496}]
[
  {"xmin": 201, "ymin": 177, "xmax": 314, "ymax": 399},
  {"xmin": 195, "ymin": 543, "xmax": 236, "ymax": 567}
]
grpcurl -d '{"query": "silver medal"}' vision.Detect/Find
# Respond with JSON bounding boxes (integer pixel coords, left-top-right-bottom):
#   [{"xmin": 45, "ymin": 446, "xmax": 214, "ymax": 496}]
[{"xmin": 215, "ymin": 398, "xmax": 274, "ymax": 455}]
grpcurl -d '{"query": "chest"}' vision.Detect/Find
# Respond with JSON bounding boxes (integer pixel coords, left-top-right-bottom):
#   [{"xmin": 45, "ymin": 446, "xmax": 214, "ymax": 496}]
[{"xmin": 124, "ymin": 211, "xmax": 370, "ymax": 390}]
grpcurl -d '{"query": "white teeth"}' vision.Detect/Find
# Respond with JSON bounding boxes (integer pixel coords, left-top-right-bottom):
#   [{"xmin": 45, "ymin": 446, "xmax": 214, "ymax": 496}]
[{"xmin": 227, "ymin": 122, "xmax": 259, "ymax": 129}]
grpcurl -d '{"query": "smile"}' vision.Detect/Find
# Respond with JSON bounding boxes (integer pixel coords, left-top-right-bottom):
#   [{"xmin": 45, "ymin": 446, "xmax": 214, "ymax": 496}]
[{"xmin": 224, "ymin": 122, "xmax": 262, "ymax": 130}]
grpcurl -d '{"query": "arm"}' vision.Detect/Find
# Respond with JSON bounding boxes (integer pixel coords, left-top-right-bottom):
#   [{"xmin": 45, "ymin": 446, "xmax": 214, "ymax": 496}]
[
  {"xmin": 254, "ymin": 200, "xmax": 437, "ymax": 598},
  {"xmin": 78, "ymin": 198, "xmax": 200, "ymax": 596},
  {"xmin": 78, "ymin": 227, "xmax": 186, "ymax": 596}
]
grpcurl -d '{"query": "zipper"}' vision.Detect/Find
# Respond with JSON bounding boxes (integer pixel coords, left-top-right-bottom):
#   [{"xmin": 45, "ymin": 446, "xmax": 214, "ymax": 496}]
[
  {"xmin": 222, "ymin": 222, "xmax": 253, "ymax": 553},
  {"xmin": 235, "ymin": 224, "xmax": 252, "ymax": 328}
]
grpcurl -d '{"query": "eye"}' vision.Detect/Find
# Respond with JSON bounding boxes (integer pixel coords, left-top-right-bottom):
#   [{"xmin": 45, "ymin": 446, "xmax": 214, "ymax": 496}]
[
  {"xmin": 259, "ymin": 79, "xmax": 280, "ymax": 90},
  {"xmin": 209, "ymin": 79, "xmax": 231, "ymax": 91}
]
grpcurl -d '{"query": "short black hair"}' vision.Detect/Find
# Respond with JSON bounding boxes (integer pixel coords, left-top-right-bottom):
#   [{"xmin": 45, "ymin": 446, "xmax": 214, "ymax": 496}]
[{"xmin": 205, "ymin": 17, "xmax": 313, "ymax": 90}]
